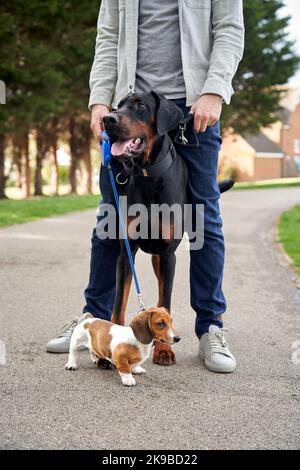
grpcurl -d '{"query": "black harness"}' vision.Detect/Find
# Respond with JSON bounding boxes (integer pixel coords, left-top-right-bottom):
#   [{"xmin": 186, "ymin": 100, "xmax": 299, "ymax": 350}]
[
  {"xmin": 116, "ymin": 113, "xmax": 197, "ymax": 184},
  {"xmin": 117, "ymin": 135, "xmax": 176, "ymax": 183}
]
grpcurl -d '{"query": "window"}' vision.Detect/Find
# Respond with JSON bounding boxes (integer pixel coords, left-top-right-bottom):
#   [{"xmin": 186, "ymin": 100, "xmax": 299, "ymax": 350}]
[
  {"xmin": 295, "ymin": 156, "xmax": 300, "ymax": 174},
  {"xmin": 294, "ymin": 139, "xmax": 300, "ymax": 154}
]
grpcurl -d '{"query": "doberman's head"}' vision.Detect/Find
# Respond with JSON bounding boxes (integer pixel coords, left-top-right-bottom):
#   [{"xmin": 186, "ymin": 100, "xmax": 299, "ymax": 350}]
[{"xmin": 103, "ymin": 91, "xmax": 184, "ymax": 165}]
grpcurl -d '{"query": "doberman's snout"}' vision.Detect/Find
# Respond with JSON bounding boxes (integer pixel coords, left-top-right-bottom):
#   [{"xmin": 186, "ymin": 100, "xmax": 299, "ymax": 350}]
[{"xmin": 103, "ymin": 113, "xmax": 119, "ymax": 128}]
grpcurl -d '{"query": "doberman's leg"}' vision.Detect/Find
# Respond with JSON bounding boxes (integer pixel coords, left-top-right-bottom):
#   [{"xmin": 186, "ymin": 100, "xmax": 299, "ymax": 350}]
[
  {"xmin": 152, "ymin": 252, "xmax": 177, "ymax": 366},
  {"xmin": 152, "ymin": 254, "xmax": 164, "ymax": 307},
  {"xmin": 112, "ymin": 244, "xmax": 138, "ymax": 326}
]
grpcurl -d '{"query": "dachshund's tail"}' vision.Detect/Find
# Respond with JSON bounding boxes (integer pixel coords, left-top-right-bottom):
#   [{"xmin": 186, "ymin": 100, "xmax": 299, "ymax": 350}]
[{"xmin": 218, "ymin": 178, "xmax": 235, "ymax": 194}]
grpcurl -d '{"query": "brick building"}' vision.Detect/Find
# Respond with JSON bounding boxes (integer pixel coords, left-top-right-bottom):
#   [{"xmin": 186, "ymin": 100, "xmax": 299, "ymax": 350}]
[{"xmin": 219, "ymin": 86, "xmax": 300, "ymax": 182}]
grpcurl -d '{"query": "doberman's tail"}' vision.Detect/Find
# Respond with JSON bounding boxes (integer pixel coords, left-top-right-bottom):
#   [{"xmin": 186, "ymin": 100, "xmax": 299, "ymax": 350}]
[{"xmin": 218, "ymin": 178, "xmax": 234, "ymax": 194}]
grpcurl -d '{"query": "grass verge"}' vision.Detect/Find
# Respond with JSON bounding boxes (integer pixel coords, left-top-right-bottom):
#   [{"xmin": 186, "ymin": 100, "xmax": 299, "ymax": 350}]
[
  {"xmin": 233, "ymin": 177, "xmax": 300, "ymax": 191},
  {"xmin": 278, "ymin": 204, "xmax": 300, "ymax": 275},
  {"xmin": 0, "ymin": 194, "xmax": 100, "ymax": 228}
]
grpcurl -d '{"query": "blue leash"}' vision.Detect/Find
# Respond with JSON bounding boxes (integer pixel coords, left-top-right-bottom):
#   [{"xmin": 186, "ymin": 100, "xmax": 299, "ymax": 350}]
[{"xmin": 100, "ymin": 131, "xmax": 146, "ymax": 312}]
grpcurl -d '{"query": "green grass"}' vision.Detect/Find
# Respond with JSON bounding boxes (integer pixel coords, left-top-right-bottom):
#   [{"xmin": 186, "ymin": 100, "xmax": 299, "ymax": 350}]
[
  {"xmin": 233, "ymin": 178, "xmax": 300, "ymax": 191},
  {"xmin": 0, "ymin": 194, "xmax": 100, "ymax": 228},
  {"xmin": 279, "ymin": 204, "xmax": 300, "ymax": 274}
]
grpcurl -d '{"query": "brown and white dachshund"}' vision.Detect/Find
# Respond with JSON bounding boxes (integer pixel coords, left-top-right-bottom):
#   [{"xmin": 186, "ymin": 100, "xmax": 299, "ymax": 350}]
[{"xmin": 65, "ymin": 307, "xmax": 180, "ymax": 386}]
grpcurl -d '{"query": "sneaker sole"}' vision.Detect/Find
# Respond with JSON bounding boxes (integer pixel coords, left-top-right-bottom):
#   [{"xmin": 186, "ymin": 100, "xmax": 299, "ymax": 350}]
[
  {"xmin": 46, "ymin": 345, "xmax": 87, "ymax": 354},
  {"xmin": 199, "ymin": 349, "xmax": 236, "ymax": 373}
]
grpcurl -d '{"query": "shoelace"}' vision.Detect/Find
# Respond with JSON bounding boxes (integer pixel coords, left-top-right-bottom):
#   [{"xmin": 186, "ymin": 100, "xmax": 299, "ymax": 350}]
[
  {"xmin": 208, "ymin": 328, "xmax": 229, "ymax": 355},
  {"xmin": 57, "ymin": 318, "xmax": 80, "ymax": 338}
]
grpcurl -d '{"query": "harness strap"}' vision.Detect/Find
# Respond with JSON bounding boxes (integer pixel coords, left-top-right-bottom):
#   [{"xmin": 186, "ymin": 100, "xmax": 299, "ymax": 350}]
[
  {"xmin": 140, "ymin": 144, "xmax": 175, "ymax": 177},
  {"xmin": 122, "ymin": 136, "xmax": 176, "ymax": 179}
]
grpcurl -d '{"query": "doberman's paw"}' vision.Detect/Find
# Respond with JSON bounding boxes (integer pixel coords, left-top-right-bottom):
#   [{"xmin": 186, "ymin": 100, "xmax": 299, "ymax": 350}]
[{"xmin": 152, "ymin": 342, "xmax": 176, "ymax": 366}]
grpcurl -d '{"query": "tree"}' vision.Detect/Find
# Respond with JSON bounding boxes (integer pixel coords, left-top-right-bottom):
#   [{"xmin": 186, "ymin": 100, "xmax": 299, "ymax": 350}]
[
  {"xmin": 0, "ymin": 1, "xmax": 65, "ymax": 197},
  {"xmin": 58, "ymin": 0, "xmax": 100, "ymax": 194},
  {"xmin": 222, "ymin": 0, "xmax": 300, "ymax": 135}
]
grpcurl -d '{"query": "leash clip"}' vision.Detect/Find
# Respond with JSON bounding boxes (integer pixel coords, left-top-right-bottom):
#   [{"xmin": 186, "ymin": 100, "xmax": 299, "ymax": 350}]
[
  {"xmin": 178, "ymin": 123, "xmax": 189, "ymax": 145},
  {"xmin": 174, "ymin": 112, "xmax": 199, "ymax": 147},
  {"xmin": 137, "ymin": 294, "xmax": 146, "ymax": 312},
  {"xmin": 177, "ymin": 112, "xmax": 194, "ymax": 145}
]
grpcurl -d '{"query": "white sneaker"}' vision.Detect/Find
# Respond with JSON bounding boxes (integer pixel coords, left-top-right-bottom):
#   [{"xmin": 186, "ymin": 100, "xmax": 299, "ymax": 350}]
[
  {"xmin": 199, "ymin": 325, "xmax": 236, "ymax": 373},
  {"xmin": 46, "ymin": 317, "xmax": 84, "ymax": 353}
]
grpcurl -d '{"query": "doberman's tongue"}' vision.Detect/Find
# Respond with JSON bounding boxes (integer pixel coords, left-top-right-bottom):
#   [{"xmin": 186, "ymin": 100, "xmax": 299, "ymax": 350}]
[
  {"xmin": 111, "ymin": 138, "xmax": 142, "ymax": 156},
  {"xmin": 111, "ymin": 139, "xmax": 134, "ymax": 156}
]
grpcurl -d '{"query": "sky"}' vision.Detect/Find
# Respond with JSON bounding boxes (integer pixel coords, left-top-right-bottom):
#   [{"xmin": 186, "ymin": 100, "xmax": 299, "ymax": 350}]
[{"xmin": 281, "ymin": 0, "xmax": 300, "ymax": 85}]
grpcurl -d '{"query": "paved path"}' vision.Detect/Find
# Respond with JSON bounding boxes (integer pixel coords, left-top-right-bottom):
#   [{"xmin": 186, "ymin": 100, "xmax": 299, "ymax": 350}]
[{"xmin": 0, "ymin": 188, "xmax": 300, "ymax": 450}]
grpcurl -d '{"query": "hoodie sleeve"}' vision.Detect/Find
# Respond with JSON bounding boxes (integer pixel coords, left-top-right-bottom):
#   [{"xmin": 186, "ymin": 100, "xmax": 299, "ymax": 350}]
[
  {"xmin": 200, "ymin": 0, "xmax": 245, "ymax": 104},
  {"xmin": 89, "ymin": 0, "xmax": 119, "ymax": 109}
]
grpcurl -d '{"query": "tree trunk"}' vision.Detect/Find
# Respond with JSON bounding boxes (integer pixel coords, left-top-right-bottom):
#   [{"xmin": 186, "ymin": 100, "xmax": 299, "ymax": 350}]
[
  {"xmin": 69, "ymin": 117, "xmax": 78, "ymax": 194},
  {"xmin": 48, "ymin": 117, "xmax": 59, "ymax": 195},
  {"xmin": 84, "ymin": 147, "xmax": 92, "ymax": 194},
  {"xmin": 79, "ymin": 120, "xmax": 92, "ymax": 194},
  {"xmin": 51, "ymin": 137, "xmax": 59, "ymax": 195},
  {"xmin": 34, "ymin": 127, "xmax": 49, "ymax": 196},
  {"xmin": 0, "ymin": 133, "xmax": 6, "ymax": 199},
  {"xmin": 23, "ymin": 132, "xmax": 31, "ymax": 198},
  {"xmin": 69, "ymin": 117, "xmax": 92, "ymax": 194},
  {"xmin": 12, "ymin": 135, "xmax": 23, "ymax": 190}
]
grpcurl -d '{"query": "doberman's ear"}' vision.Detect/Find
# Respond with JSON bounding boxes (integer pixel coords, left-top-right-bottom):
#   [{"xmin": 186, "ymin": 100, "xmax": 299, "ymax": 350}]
[
  {"xmin": 130, "ymin": 310, "xmax": 153, "ymax": 345},
  {"xmin": 151, "ymin": 91, "xmax": 184, "ymax": 135}
]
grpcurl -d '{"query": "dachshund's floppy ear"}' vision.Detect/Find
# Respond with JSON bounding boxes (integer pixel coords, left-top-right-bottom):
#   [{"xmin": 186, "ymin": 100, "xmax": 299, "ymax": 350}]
[
  {"xmin": 151, "ymin": 91, "xmax": 184, "ymax": 135},
  {"xmin": 130, "ymin": 310, "xmax": 153, "ymax": 344}
]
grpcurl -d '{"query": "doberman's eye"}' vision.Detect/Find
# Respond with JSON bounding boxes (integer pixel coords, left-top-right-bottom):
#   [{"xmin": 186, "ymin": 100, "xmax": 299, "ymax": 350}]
[
  {"xmin": 136, "ymin": 102, "xmax": 145, "ymax": 111},
  {"xmin": 156, "ymin": 321, "xmax": 166, "ymax": 329}
]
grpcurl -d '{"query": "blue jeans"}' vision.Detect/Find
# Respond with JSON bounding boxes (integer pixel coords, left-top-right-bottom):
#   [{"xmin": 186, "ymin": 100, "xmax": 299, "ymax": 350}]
[{"xmin": 83, "ymin": 98, "xmax": 226, "ymax": 337}]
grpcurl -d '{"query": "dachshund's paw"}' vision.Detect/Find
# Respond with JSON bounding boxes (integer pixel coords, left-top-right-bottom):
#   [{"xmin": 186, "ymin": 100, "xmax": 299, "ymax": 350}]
[
  {"xmin": 132, "ymin": 365, "xmax": 146, "ymax": 375},
  {"xmin": 65, "ymin": 361, "xmax": 78, "ymax": 371},
  {"xmin": 121, "ymin": 373, "xmax": 136, "ymax": 386},
  {"xmin": 152, "ymin": 342, "xmax": 176, "ymax": 366}
]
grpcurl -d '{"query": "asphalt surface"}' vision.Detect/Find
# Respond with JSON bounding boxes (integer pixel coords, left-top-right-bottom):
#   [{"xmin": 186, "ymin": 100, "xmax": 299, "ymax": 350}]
[{"xmin": 0, "ymin": 188, "xmax": 300, "ymax": 450}]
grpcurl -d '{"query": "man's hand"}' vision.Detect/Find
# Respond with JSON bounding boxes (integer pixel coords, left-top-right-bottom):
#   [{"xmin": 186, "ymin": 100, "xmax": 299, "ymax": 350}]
[
  {"xmin": 90, "ymin": 104, "xmax": 110, "ymax": 141},
  {"xmin": 190, "ymin": 94, "xmax": 223, "ymax": 133}
]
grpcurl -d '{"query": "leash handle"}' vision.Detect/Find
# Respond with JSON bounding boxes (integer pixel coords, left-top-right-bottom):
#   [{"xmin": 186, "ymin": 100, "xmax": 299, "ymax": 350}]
[{"xmin": 99, "ymin": 131, "xmax": 112, "ymax": 167}]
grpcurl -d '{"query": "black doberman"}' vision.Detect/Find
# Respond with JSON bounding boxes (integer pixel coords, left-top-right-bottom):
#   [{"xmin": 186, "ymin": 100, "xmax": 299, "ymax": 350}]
[{"xmin": 103, "ymin": 91, "xmax": 233, "ymax": 366}]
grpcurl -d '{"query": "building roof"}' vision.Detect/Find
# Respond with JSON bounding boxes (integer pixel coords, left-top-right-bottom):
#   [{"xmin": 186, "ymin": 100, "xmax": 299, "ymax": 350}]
[{"xmin": 244, "ymin": 132, "xmax": 283, "ymax": 154}]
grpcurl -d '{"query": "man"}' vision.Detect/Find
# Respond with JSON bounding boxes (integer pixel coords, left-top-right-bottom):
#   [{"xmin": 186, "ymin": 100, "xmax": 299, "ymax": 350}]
[{"xmin": 47, "ymin": 0, "xmax": 244, "ymax": 373}]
